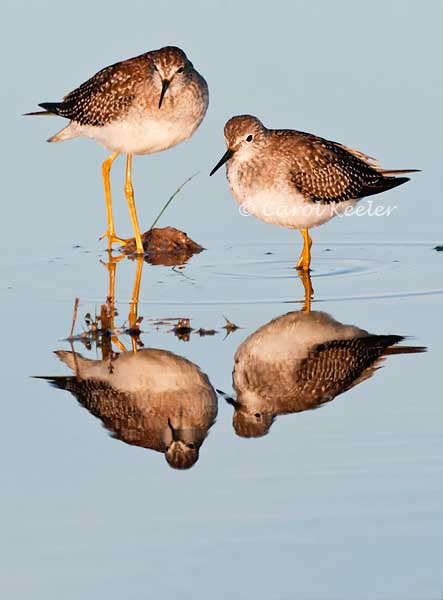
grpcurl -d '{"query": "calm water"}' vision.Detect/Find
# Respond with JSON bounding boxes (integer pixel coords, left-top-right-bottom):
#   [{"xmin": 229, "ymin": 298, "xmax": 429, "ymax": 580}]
[{"xmin": 1, "ymin": 1, "xmax": 443, "ymax": 599}]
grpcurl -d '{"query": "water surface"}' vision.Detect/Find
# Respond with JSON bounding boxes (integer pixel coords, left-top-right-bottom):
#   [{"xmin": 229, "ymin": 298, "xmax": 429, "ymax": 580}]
[{"xmin": 1, "ymin": 1, "xmax": 443, "ymax": 598}]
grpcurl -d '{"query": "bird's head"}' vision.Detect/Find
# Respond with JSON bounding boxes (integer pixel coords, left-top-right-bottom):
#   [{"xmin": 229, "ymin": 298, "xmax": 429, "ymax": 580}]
[
  {"xmin": 232, "ymin": 407, "xmax": 275, "ymax": 438},
  {"xmin": 210, "ymin": 115, "xmax": 268, "ymax": 176},
  {"xmin": 165, "ymin": 441, "xmax": 199, "ymax": 470},
  {"xmin": 164, "ymin": 418, "xmax": 199, "ymax": 470},
  {"xmin": 218, "ymin": 389, "xmax": 274, "ymax": 438},
  {"xmin": 151, "ymin": 46, "xmax": 192, "ymax": 108}
]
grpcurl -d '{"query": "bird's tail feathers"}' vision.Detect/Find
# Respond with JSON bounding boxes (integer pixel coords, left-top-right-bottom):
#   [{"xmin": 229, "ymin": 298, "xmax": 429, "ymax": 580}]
[
  {"xmin": 368, "ymin": 335, "xmax": 426, "ymax": 355},
  {"xmin": 361, "ymin": 176, "xmax": 409, "ymax": 196},
  {"xmin": 38, "ymin": 101, "xmax": 62, "ymax": 113},
  {"xmin": 24, "ymin": 102, "xmax": 62, "ymax": 117},
  {"xmin": 23, "ymin": 110, "xmax": 57, "ymax": 116},
  {"xmin": 33, "ymin": 375, "xmax": 75, "ymax": 392},
  {"xmin": 379, "ymin": 168, "xmax": 421, "ymax": 176},
  {"xmin": 384, "ymin": 345, "xmax": 426, "ymax": 355}
]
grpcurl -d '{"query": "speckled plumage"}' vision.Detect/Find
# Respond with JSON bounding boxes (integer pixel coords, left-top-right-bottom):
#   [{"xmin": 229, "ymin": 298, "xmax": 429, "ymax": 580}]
[
  {"xmin": 211, "ymin": 115, "xmax": 417, "ymax": 230},
  {"xmin": 28, "ymin": 46, "xmax": 209, "ymax": 253},
  {"xmin": 42, "ymin": 348, "xmax": 217, "ymax": 470},
  {"xmin": 37, "ymin": 46, "xmax": 209, "ymax": 154},
  {"xmin": 227, "ymin": 310, "xmax": 424, "ymax": 438},
  {"xmin": 43, "ymin": 60, "xmax": 142, "ymax": 127}
]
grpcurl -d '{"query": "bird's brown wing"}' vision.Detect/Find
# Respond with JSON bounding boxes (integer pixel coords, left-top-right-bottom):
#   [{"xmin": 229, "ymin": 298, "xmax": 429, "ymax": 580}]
[
  {"xmin": 43, "ymin": 376, "xmax": 164, "ymax": 450},
  {"xmin": 43, "ymin": 57, "xmax": 148, "ymax": 127},
  {"xmin": 294, "ymin": 334, "xmax": 404, "ymax": 406},
  {"xmin": 285, "ymin": 132, "xmax": 409, "ymax": 203}
]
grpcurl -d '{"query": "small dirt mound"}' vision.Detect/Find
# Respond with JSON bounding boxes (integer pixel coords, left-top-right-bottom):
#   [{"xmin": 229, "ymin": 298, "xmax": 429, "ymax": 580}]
[{"xmin": 122, "ymin": 226, "xmax": 204, "ymax": 266}]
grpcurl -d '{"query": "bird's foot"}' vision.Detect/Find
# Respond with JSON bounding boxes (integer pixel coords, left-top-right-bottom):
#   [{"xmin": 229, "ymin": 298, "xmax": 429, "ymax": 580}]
[
  {"xmin": 99, "ymin": 231, "xmax": 130, "ymax": 250},
  {"xmin": 295, "ymin": 259, "xmax": 311, "ymax": 272},
  {"xmin": 296, "ymin": 229, "xmax": 312, "ymax": 272}
]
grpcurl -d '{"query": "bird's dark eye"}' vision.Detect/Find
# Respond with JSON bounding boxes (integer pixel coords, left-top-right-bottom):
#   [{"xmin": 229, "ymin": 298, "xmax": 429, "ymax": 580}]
[
  {"xmin": 254, "ymin": 413, "xmax": 261, "ymax": 419},
  {"xmin": 246, "ymin": 135, "xmax": 253, "ymax": 142},
  {"xmin": 187, "ymin": 443, "xmax": 195, "ymax": 449},
  {"xmin": 176, "ymin": 67, "xmax": 184, "ymax": 74},
  {"xmin": 153, "ymin": 64, "xmax": 159, "ymax": 72}
]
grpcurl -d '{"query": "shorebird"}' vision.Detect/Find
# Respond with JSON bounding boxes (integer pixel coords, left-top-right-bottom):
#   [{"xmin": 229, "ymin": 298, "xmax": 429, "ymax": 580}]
[
  {"xmin": 221, "ymin": 309, "xmax": 424, "ymax": 438},
  {"xmin": 43, "ymin": 348, "xmax": 217, "ymax": 469},
  {"xmin": 27, "ymin": 46, "xmax": 209, "ymax": 254},
  {"xmin": 210, "ymin": 115, "xmax": 418, "ymax": 270}
]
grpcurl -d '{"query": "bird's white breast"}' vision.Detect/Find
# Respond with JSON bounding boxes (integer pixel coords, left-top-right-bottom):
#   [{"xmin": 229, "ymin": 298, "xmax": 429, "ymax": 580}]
[
  {"xmin": 82, "ymin": 114, "xmax": 198, "ymax": 155},
  {"xmin": 75, "ymin": 349, "xmax": 208, "ymax": 394},
  {"xmin": 226, "ymin": 164, "xmax": 356, "ymax": 230},
  {"xmin": 236, "ymin": 311, "xmax": 368, "ymax": 365}
]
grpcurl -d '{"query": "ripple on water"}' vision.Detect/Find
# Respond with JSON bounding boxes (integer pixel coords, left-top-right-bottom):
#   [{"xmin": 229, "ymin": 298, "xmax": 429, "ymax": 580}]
[
  {"xmin": 6, "ymin": 241, "xmax": 442, "ymax": 308},
  {"xmin": 173, "ymin": 241, "xmax": 443, "ymax": 306},
  {"xmin": 199, "ymin": 254, "xmax": 386, "ymax": 281}
]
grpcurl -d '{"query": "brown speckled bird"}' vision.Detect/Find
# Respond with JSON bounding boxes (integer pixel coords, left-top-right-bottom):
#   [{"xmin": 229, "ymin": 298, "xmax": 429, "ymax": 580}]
[
  {"xmin": 210, "ymin": 115, "xmax": 418, "ymax": 270},
  {"xmin": 42, "ymin": 348, "xmax": 217, "ymax": 470},
  {"xmin": 221, "ymin": 310, "xmax": 424, "ymax": 438},
  {"xmin": 27, "ymin": 46, "xmax": 209, "ymax": 254}
]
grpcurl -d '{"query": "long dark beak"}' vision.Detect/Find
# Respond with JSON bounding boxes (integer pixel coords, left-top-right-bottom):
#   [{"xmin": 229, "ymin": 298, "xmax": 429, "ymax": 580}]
[
  {"xmin": 216, "ymin": 388, "xmax": 239, "ymax": 409},
  {"xmin": 167, "ymin": 418, "xmax": 178, "ymax": 441},
  {"xmin": 159, "ymin": 79, "xmax": 170, "ymax": 109},
  {"xmin": 210, "ymin": 148, "xmax": 234, "ymax": 176}
]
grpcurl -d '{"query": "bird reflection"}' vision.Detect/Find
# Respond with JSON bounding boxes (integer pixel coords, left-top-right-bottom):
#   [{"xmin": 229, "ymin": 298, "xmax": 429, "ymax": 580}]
[
  {"xmin": 45, "ymin": 347, "xmax": 217, "ymax": 469},
  {"xmin": 40, "ymin": 255, "xmax": 217, "ymax": 469},
  {"xmin": 225, "ymin": 274, "xmax": 425, "ymax": 438}
]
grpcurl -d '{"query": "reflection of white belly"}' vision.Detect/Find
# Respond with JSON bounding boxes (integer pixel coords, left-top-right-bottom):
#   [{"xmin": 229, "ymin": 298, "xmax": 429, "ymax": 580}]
[
  {"xmin": 232, "ymin": 189, "xmax": 357, "ymax": 230},
  {"xmin": 83, "ymin": 117, "xmax": 195, "ymax": 155}
]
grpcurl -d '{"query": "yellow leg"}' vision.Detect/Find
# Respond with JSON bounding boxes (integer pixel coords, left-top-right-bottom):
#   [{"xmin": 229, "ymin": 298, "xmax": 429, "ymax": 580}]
[
  {"xmin": 298, "ymin": 269, "xmax": 314, "ymax": 313},
  {"xmin": 107, "ymin": 257, "xmax": 117, "ymax": 304},
  {"xmin": 100, "ymin": 256, "xmax": 126, "ymax": 353},
  {"xmin": 99, "ymin": 152, "xmax": 128, "ymax": 250},
  {"xmin": 100, "ymin": 254, "xmax": 124, "ymax": 303},
  {"xmin": 124, "ymin": 154, "xmax": 144, "ymax": 255},
  {"xmin": 129, "ymin": 257, "xmax": 144, "ymax": 352},
  {"xmin": 296, "ymin": 228, "xmax": 312, "ymax": 271}
]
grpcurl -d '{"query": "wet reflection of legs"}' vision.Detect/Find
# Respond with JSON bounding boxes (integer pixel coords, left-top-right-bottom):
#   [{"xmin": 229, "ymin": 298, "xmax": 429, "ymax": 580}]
[
  {"xmin": 298, "ymin": 269, "xmax": 314, "ymax": 313},
  {"xmin": 99, "ymin": 255, "xmax": 145, "ymax": 354},
  {"xmin": 128, "ymin": 257, "xmax": 144, "ymax": 352},
  {"xmin": 101, "ymin": 255, "xmax": 126, "ymax": 354}
]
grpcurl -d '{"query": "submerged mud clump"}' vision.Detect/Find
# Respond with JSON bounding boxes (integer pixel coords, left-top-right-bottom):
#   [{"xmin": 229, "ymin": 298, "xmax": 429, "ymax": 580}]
[{"xmin": 123, "ymin": 226, "xmax": 204, "ymax": 265}]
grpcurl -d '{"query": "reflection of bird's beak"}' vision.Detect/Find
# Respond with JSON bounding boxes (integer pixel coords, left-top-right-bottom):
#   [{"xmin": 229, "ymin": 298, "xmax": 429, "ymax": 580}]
[
  {"xmin": 210, "ymin": 148, "xmax": 234, "ymax": 176},
  {"xmin": 216, "ymin": 388, "xmax": 239, "ymax": 409},
  {"xmin": 167, "ymin": 418, "xmax": 178, "ymax": 441},
  {"xmin": 159, "ymin": 79, "xmax": 170, "ymax": 108}
]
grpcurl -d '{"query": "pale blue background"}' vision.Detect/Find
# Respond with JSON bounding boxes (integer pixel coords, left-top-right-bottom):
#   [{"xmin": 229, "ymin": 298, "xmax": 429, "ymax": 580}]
[
  {"xmin": 3, "ymin": 0, "xmax": 443, "ymax": 256},
  {"xmin": 0, "ymin": 1, "xmax": 442, "ymax": 599}
]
